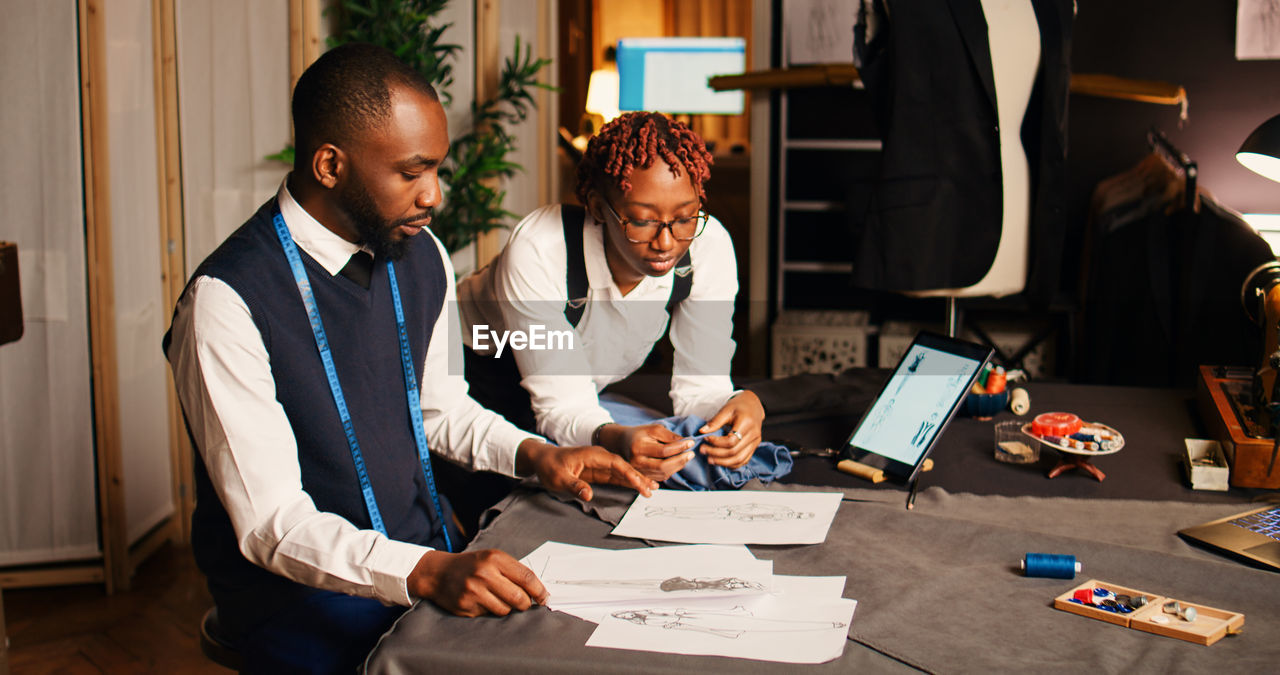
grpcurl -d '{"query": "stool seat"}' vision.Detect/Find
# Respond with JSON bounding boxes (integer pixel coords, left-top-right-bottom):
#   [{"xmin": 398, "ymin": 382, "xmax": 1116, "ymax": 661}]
[{"xmin": 200, "ymin": 606, "xmax": 242, "ymax": 671}]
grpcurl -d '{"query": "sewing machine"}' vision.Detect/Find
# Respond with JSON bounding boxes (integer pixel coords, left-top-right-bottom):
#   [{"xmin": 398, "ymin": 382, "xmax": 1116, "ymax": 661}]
[{"xmin": 1195, "ymin": 261, "xmax": 1280, "ymax": 489}]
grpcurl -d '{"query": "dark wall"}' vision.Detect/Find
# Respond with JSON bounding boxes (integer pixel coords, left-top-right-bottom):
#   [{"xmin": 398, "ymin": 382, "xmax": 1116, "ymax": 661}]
[
  {"xmin": 1069, "ymin": 1, "xmax": 1280, "ymax": 221},
  {"xmin": 767, "ymin": 1, "xmax": 1280, "ymax": 381},
  {"xmin": 1064, "ymin": 2, "xmax": 1280, "ymax": 385}
]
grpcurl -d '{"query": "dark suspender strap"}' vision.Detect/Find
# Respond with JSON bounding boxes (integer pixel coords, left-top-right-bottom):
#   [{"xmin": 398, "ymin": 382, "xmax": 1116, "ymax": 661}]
[
  {"xmin": 562, "ymin": 204, "xmax": 588, "ymax": 328},
  {"xmin": 563, "ymin": 203, "xmax": 695, "ymax": 325},
  {"xmin": 667, "ymin": 250, "xmax": 693, "ymax": 315}
]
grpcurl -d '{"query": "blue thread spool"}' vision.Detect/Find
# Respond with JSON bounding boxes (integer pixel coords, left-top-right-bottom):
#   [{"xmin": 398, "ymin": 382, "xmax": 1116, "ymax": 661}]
[{"xmin": 1021, "ymin": 552, "xmax": 1081, "ymax": 579}]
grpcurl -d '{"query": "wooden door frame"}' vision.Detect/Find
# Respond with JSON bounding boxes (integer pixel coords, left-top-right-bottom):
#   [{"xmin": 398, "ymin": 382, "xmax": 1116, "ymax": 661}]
[
  {"xmin": 150, "ymin": 0, "xmax": 193, "ymax": 550},
  {"xmin": 79, "ymin": 0, "xmax": 129, "ymax": 594}
]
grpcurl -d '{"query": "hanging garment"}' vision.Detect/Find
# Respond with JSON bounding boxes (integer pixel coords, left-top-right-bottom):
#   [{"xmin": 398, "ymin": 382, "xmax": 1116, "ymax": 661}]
[
  {"xmin": 1081, "ymin": 161, "xmax": 1273, "ymax": 386},
  {"xmin": 850, "ymin": 0, "xmax": 1073, "ymax": 300}
]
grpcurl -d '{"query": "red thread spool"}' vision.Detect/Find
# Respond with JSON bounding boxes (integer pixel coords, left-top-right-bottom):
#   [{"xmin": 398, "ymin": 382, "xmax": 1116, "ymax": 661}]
[{"xmin": 1031, "ymin": 412, "xmax": 1083, "ymax": 437}]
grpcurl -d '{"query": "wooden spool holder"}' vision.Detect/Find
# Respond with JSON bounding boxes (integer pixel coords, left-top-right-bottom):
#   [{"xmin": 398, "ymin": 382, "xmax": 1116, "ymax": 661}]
[{"xmin": 836, "ymin": 457, "xmax": 934, "ymax": 483}]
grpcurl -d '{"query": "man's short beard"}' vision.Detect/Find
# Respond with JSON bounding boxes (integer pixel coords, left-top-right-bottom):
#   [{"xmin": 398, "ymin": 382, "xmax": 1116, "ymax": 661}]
[{"xmin": 339, "ymin": 181, "xmax": 430, "ymax": 261}]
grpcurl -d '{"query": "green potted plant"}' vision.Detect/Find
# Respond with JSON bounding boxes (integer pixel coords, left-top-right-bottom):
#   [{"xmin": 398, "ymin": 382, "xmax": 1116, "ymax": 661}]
[{"xmin": 270, "ymin": 0, "xmax": 553, "ymax": 254}]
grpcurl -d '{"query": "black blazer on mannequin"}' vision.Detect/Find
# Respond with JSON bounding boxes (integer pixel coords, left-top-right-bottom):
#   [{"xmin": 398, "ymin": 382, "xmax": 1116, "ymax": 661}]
[{"xmin": 851, "ymin": 0, "xmax": 1073, "ymax": 299}]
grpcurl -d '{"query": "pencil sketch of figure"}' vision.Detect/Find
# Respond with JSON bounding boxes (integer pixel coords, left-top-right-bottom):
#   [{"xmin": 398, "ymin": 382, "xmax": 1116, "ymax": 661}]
[
  {"xmin": 544, "ymin": 576, "xmax": 765, "ymax": 593},
  {"xmin": 659, "ymin": 576, "xmax": 763, "ymax": 592},
  {"xmin": 644, "ymin": 503, "xmax": 815, "ymax": 522},
  {"xmin": 611, "ymin": 606, "xmax": 847, "ymax": 639}
]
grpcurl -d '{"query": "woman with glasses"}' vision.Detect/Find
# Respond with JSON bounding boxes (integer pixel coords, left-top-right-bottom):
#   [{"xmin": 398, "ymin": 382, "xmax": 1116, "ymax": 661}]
[{"xmin": 453, "ymin": 112, "xmax": 771, "ymax": 515}]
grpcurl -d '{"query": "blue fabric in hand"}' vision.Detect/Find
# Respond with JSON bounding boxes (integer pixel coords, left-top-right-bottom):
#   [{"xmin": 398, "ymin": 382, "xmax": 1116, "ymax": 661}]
[{"xmin": 599, "ymin": 396, "xmax": 793, "ymax": 491}]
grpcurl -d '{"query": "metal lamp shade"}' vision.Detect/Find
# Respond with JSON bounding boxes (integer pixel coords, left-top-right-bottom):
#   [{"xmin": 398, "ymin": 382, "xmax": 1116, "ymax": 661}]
[{"xmin": 1238, "ymin": 113, "xmax": 1280, "ymax": 183}]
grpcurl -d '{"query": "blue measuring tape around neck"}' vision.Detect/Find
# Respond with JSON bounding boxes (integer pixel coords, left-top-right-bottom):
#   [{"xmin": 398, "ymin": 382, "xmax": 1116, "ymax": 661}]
[{"xmin": 271, "ymin": 208, "xmax": 452, "ymax": 553}]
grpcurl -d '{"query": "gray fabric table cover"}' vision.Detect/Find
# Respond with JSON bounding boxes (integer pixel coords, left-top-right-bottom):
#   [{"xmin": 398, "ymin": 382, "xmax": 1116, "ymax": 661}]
[
  {"xmin": 608, "ymin": 373, "xmax": 1270, "ymax": 503},
  {"xmin": 364, "ymin": 483, "xmax": 1279, "ymax": 674}
]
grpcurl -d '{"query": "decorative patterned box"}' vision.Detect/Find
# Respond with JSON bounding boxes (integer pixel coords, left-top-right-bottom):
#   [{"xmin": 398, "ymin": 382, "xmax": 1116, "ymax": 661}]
[
  {"xmin": 877, "ymin": 320, "xmax": 1054, "ymax": 377},
  {"xmin": 771, "ymin": 310, "xmax": 870, "ymax": 378}
]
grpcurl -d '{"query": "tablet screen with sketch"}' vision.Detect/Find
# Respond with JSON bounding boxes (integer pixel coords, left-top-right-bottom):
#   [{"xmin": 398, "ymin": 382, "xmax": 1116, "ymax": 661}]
[{"xmin": 844, "ymin": 332, "xmax": 992, "ymax": 482}]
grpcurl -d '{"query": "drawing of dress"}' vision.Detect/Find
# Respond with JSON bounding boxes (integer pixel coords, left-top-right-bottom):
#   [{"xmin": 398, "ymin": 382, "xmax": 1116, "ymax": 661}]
[
  {"xmin": 659, "ymin": 577, "xmax": 763, "ymax": 592},
  {"xmin": 544, "ymin": 576, "xmax": 765, "ymax": 593},
  {"xmin": 644, "ymin": 503, "xmax": 815, "ymax": 521},
  {"xmin": 910, "ymin": 419, "xmax": 937, "ymax": 447},
  {"xmin": 611, "ymin": 607, "xmax": 847, "ymax": 639}
]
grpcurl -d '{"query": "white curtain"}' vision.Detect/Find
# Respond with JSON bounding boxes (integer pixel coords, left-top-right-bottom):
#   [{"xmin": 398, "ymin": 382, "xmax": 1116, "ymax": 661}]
[
  {"xmin": 0, "ymin": 2, "xmax": 98, "ymax": 566},
  {"xmin": 106, "ymin": 0, "xmax": 175, "ymax": 544},
  {"xmin": 175, "ymin": 0, "xmax": 291, "ymax": 270}
]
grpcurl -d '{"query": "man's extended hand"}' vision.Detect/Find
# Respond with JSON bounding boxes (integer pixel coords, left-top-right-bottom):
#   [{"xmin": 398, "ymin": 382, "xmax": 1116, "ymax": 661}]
[
  {"xmin": 516, "ymin": 439, "xmax": 658, "ymax": 501},
  {"xmin": 596, "ymin": 423, "xmax": 696, "ymax": 482},
  {"xmin": 697, "ymin": 391, "xmax": 766, "ymax": 469},
  {"xmin": 408, "ymin": 549, "xmax": 546, "ymax": 617}
]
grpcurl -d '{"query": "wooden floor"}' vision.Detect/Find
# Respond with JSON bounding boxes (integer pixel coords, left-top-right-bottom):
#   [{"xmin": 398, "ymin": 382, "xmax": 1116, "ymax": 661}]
[{"xmin": 2, "ymin": 542, "xmax": 226, "ymax": 674}]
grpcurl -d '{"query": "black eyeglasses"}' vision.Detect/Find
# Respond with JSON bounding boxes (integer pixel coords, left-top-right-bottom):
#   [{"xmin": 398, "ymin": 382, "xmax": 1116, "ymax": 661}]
[{"xmin": 603, "ymin": 200, "xmax": 709, "ymax": 243}]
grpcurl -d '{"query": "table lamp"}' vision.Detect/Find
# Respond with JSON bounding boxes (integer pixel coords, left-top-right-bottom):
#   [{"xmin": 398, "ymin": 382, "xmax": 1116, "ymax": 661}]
[
  {"xmin": 1237, "ymin": 113, "xmax": 1280, "ymax": 359},
  {"xmin": 584, "ymin": 66, "xmax": 620, "ymax": 128},
  {"xmin": 1237, "ymin": 113, "xmax": 1280, "ymax": 183},
  {"xmin": 1236, "ymin": 112, "xmax": 1280, "ymax": 479}
]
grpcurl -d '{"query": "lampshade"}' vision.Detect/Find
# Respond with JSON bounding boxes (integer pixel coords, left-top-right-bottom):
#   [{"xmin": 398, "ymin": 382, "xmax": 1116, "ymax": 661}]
[
  {"xmin": 584, "ymin": 68, "xmax": 620, "ymax": 125},
  {"xmin": 1237, "ymin": 113, "xmax": 1280, "ymax": 183}
]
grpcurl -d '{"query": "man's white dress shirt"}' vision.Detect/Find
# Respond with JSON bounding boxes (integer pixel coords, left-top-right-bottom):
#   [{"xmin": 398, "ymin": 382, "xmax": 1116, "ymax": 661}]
[{"xmin": 167, "ymin": 182, "xmax": 537, "ymax": 607}]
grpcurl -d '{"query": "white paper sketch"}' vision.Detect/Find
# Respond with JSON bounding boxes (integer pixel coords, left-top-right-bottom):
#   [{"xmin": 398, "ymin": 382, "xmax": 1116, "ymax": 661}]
[
  {"xmin": 539, "ymin": 544, "xmax": 772, "ymax": 606},
  {"xmin": 610, "ymin": 606, "xmax": 846, "ymax": 638},
  {"xmin": 784, "ymin": 0, "xmax": 856, "ymax": 65},
  {"xmin": 612, "ymin": 489, "xmax": 843, "ymax": 545},
  {"xmin": 546, "ymin": 576, "xmax": 766, "ymax": 593},
  {"xmin": 643, "ymin": 503, "xmax": 815, "ymax": 522},
  {"xmin": 549, "ymin": 572, "xmax": 848, "ymax": 626},
  {"xmin": 587, "ymin": 595, "xmax": 857, "ymax": 664},
  {"xmin": 1239, "ymin": 0, "xmax": 1280, "ymax": 59},
  {"xmin": 518, "ymin": 540, "xmax": 602, "ymax": 574},
  {"xmin": 521, "ymin": 542, "xmax": 756, "ymax": 575}
]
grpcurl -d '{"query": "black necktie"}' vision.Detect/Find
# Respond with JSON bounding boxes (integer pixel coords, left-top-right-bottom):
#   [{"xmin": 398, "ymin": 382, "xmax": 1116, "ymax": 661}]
[{"xmin": 339, "ymin": 250, "xmax": 374, "ymax": 289}]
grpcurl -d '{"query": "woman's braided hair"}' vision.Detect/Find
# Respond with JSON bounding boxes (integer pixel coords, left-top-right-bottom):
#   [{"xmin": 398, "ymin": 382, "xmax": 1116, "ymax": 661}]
[{"xmin": 575, "ymin": 112, "xmax": 713, "ymax": 206}]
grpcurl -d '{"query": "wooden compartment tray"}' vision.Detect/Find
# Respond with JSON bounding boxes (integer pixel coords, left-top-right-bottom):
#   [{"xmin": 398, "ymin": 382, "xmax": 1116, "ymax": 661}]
[{"xmin": 1052, "ymin": 579, "xmax": 1244, "ymax": 646}]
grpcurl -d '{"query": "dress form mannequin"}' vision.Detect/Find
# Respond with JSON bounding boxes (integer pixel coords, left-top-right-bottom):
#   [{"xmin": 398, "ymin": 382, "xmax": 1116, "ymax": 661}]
[
  {"xmin": 850, "ymin": 0, "xmax": 1073, "ymax": 308},
  {"xmin": 908, "ymin": 0, "xmax": 1040, "ymax": 299}
]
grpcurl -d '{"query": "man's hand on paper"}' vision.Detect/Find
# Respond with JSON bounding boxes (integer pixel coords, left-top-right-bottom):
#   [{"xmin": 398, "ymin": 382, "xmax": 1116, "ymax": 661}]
[{"xmin": 409, "ymin": 549, "xmax": 547, "ymax": 617}]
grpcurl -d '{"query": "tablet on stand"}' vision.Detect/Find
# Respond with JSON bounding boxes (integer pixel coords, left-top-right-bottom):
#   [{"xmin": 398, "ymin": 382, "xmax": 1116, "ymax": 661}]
[{"xmin": 840, "ymin": 331, "xmax": 994, "ymax": 507}]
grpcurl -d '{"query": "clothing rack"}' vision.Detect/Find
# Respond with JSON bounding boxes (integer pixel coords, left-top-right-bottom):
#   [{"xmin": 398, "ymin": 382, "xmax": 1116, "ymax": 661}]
[
  {"xmin": 1148, "ymin": 129, "xmax": 1197, "ymax": 212},
  {"xmin": 709, "ymin": 69, "xmax": 1189, "ymax": 122}
]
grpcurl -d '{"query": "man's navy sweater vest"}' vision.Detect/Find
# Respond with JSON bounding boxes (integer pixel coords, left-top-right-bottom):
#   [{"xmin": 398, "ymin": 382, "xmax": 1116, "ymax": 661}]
[{"xmin": 174, "ymin": 199, "xmax": 451, "ymax": 632}]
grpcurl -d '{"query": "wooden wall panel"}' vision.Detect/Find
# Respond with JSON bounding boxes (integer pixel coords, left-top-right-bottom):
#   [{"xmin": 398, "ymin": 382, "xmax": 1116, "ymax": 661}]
[
  {"xmin": 151, "ymin": 0, "xmax": 192, "ymax": 544},
  {"xmin": 78, "ymin": 0, "xmax": 129, "ymax": 594}
]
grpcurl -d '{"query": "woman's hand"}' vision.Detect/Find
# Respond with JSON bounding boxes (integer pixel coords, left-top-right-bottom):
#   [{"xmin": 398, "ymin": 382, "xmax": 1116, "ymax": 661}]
[
  {"xmin": 597, "ymin": 423, "xmax": 696, "ymax": 482},
  {"xmin": 696, "ymin": 391, "xmax": 765, "ymax": 469}
]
